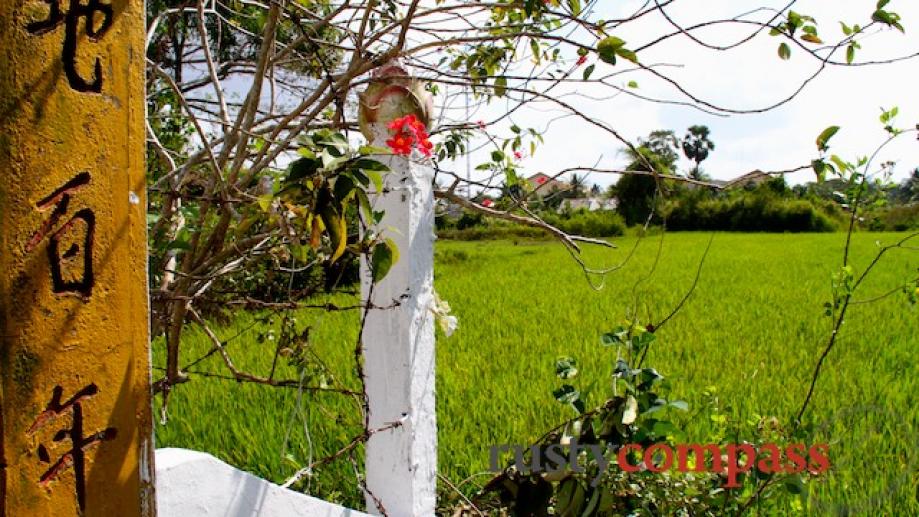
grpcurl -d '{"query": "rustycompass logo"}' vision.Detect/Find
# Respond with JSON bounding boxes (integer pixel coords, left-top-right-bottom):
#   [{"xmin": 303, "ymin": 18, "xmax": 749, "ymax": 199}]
[{"xmin": 490, "ymin": 440, "xmax": 831, "ymax": 488}]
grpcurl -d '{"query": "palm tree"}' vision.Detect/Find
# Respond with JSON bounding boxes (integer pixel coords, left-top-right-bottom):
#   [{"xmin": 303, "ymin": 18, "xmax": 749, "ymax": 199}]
[
  {"xmin": 567, "ymin": 173, "xmax": 588, "ymax": 198},
  {"xmin": 682, "ymin": 125, "xmax": 715, "ymax": 180},
  {"xmin": 590, "ymin": 184, "xmax": 601, "ymax": 197}
]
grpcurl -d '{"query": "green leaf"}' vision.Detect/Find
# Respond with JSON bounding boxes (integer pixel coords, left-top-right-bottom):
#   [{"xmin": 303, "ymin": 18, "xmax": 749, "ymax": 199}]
[
  {"xmin": 353, "ymin": 158, "xmax": 390, "ymax": 173},
  {"xmin": 872, "ymin": 9, "xmax": 905, "ymax": 32},
  {"xmin": 881, "ymin": 111, "xmax": 899, "ymax": 133},
  {"xmin": 358, "ymin": 145, "xmax": 389, "ymax": 155},
  {"xmin": 287, "ymin": 157, "xmax": 320, "ymax": 182},
  {"xmin": 166, "ymin": 238, "xmax": 192, "ymax": 251},
  {"xmin": 553, "ymin": 384, "xmax": 580, "ymax": 405},
  {"xmin": 627, "ymin": 80, "xmax": 639, "ymax": 88},
  {"xmin": 494, "ymin": 76, "xmax": 508, "ymax": 97},
  {"xmin": 816, "ymin": 125, "xmax": 840, "ymax": 152},
  {"xmin": 355, "ymin": 188, "xmax": 374, "ymax": 223},
  {"xmin": 555, "ymin": 356, "xmax": 579, "ymax": 380},
  {"xmin": 321, "ymin": 148, "xmax": 347, "ymax": 171},
  {"xmin": 784, "ymin": 475, "xmax": 804, "ymax": 495},
  {"xmin": 291, "ymin": 243, "xmax": 311, "ymax": 263},
  {"xmin": 652, "ymin": 420, "xmax": 677, "ymax": 437},
  {"xmin": 333, "ymin": 174, "xmax": 355, "ymax": 203},
  {"xmin": 582, "ymin": 488, "xmax": 601, "ymax": 517},
  {"xmin": 847, "ymin": 44, "xmax": 856, "ymax": 64},
  {"xmin": 367, "ymin": 170, "xmax": 384, "ymax": 193},
  {"xmin": 257, "ymin": 193, "xmax": 273, "ymax": 212},
  {"xmin": 600, "ymin": 332, "xmax": 619, "ymax": 346},
  {"xmin": 371, "ymin": 238, "xmax": 399, "ymax": 282},
  {"xmin": 829, "ymin": 154, "xmax": 849, "ymax": 174},
  {"xmin": 297, "ymin": 147, "xmax": 316, "ymax": 159},
  {"xmin": 811, "ymin": 159, "xmax": 827, "ymax": 182},
  {"xmin": 555, "ymin": 478, "xmax": 586, "ymax": 517},
  {"xmin": 530, "ymin": 38, "xmax": 542, "ymax": 64},
  {"xmin": 801, "ymin": 33, "xmax": 823, "ymax": 44},
  {"xmin": 597, "ymin": 36, "xmax": 626, "ymax": 65},
  {"xmin": 566, "ymin": 0, "xmax": 581, "ymax": 16},
  {"xmin": 615, "ymin": 47, "xmax": 638, "ymax": 63},
  {"xmin": 778, "ymin": 42, "xmax": 791, "ymax": 60},
  {"xmin": 669, "ymin": 400, "xmax": 689, "ymax": 411},
  {"xmin": 582, "ymin": 64, "xmax": 595, "ymax": 80},
  {"xmin": 327, "ymin": 212, "xmax": 348, "ymax": 262}
]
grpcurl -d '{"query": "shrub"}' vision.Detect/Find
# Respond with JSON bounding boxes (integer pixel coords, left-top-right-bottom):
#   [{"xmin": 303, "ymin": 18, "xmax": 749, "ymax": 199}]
[
  {"xmin": 661, "ymin": 195, "xmax": 837, "ymax": 232},
  {"xmin": 438, "ymin": 225, "xmax": 551, "ymax": 241},
  {"xmin": 541, "ymin": 209, "xmax": 626, "ymax": 238},
  {"xmin": 455, "ymin": 210, "xmax": 485, "ymax": 230},
  {"xmin": 864, "ymin": 203, "xmax": 919, "ymax": 231},
  {"xmin": 438, "ymin": 209, "xmax": 625, "ymax": 241}
]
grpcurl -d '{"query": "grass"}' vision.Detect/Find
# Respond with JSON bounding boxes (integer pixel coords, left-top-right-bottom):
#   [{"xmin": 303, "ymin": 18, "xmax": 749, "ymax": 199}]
[{"xmin": 153, "ymin": 232, "xmax": 919, "ymax": 514}]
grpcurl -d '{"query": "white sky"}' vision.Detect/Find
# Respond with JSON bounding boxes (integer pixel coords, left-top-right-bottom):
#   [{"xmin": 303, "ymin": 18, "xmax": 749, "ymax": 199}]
[
  {"xmin": 181, "ymin": 1, "xmax": 919, "ymax": 190},
  {"xmin": 447, "ymin": 0, "xmax": 919, "ymax": 189}
]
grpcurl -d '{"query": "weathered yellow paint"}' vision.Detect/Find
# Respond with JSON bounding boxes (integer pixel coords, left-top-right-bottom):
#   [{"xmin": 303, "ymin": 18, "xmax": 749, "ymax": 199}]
[{"xmin": 0, "ymin": 0, "xmax": 155, "ymax": 515}]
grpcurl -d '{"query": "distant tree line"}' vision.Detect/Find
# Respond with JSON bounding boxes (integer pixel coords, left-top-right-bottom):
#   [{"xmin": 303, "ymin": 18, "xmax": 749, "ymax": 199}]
[
  {"xmin": 437, "ymin": 126, "xmax": 917, "ymax": 239},
  {"xmin": 611, "ymin": 128, "xmax": 918, "ymax": 232}
]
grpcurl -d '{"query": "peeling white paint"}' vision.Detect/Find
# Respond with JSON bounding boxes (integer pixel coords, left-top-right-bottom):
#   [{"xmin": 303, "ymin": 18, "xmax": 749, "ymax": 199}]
[{"xmin": 140, "ymin": 434, "xmax": 157, "ymax": 516}]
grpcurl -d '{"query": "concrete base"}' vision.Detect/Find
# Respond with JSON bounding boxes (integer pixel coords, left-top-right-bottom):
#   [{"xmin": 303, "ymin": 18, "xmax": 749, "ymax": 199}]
[{"xmin": 155, "ymin": 448, "xmax": 370, "ymax": 517}]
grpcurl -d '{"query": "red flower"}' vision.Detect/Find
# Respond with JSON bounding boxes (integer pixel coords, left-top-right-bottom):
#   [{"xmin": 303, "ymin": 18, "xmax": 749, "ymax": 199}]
[
  {"xmin": 576, "ymin": 55, "xmax": 588, "ymax": 66},
  {"xmin": 481, "ymin": 199, "xmax": 494, "ymax": 207},
  {"xmin": 385, "ymin": 114, "xmax": 433, "ymax": 157},
  {"xmin": 537, "ymin": 176, "xmax": 547, "ymax": 184},
  {"xmin": 514, "ymin": 151, "xmax": 524, "ymax": 160}
]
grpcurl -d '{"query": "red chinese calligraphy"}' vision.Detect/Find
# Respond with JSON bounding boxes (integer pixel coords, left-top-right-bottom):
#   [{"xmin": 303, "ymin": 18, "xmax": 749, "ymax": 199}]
[
  {"xmin": 26, "ymin": 0, "xmax": 114, "ymax": 93},
  {"xmin": 26, "ymin": 172, "xmax": 96, "ymax": 298},
  {"xmin": 27, "ymin": 384, "xmax": 117, "ymax": 513}
]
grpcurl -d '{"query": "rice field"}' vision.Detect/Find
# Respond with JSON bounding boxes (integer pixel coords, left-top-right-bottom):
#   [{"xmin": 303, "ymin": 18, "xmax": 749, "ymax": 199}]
[{"xmin": 153, "ymin": 232, "xmax": 919, "ymax": 515}]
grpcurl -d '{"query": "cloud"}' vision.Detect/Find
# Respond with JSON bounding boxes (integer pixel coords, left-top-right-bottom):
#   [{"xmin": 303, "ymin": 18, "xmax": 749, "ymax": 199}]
[{"xmin": 451, "ymin": 0, "xmax": 919, "ymax": 188}]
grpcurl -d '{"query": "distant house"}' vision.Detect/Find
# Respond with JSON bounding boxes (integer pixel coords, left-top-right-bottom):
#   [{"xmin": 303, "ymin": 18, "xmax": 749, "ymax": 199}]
[
  {"xmin": 526, "ymin": 173, "xmax": 569, "ymax": 196},
  {"xmin": 683, "ymin": 169, "xmax": 772, "ymax": 190},
  {"xmin": 435, "ymin": 197, "xmax": 463, "ymax": 218},
  {"xmin": 561, "ymin": 197, "xmax": 617, "ymax": 212},
  {"xmin": 722, "ymin": 170, "xmax": 772, "ymax": 189}
]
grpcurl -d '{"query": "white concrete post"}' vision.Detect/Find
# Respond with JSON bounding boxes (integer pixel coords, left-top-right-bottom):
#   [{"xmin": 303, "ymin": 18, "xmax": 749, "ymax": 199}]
[
  {"xmin": 360, "ymin": 151, "xmax": 437, "ymax": 516},
  {"xmin": 358, "ymin": 63, "xmax": 437, "ymax": 517}
]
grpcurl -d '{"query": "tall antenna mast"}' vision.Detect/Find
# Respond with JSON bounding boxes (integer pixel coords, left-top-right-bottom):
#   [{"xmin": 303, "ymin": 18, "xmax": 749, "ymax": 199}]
[{"xmin": 465, "ymin": 84, "xmax": 472, "ymax": 198}]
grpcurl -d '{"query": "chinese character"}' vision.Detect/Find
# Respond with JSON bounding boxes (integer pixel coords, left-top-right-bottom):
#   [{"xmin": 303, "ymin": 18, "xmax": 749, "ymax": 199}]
[
  {"xmin": 26, "ymin": 0, "xmax": 114, "ymax": 93},
  {"xmin": 27, "ymin": 384, "xmax": 117, "ymax": 513},
  {"xmin": 26, "ymin": 172, "xmax": 96, "ymax": 298}
]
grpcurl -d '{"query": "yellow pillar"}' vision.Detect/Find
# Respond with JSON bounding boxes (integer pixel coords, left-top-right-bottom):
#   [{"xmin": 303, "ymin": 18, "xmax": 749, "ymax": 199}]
[{"xmin": 0, "ymin": 0, "xmax": 155, "ymax": 515}]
